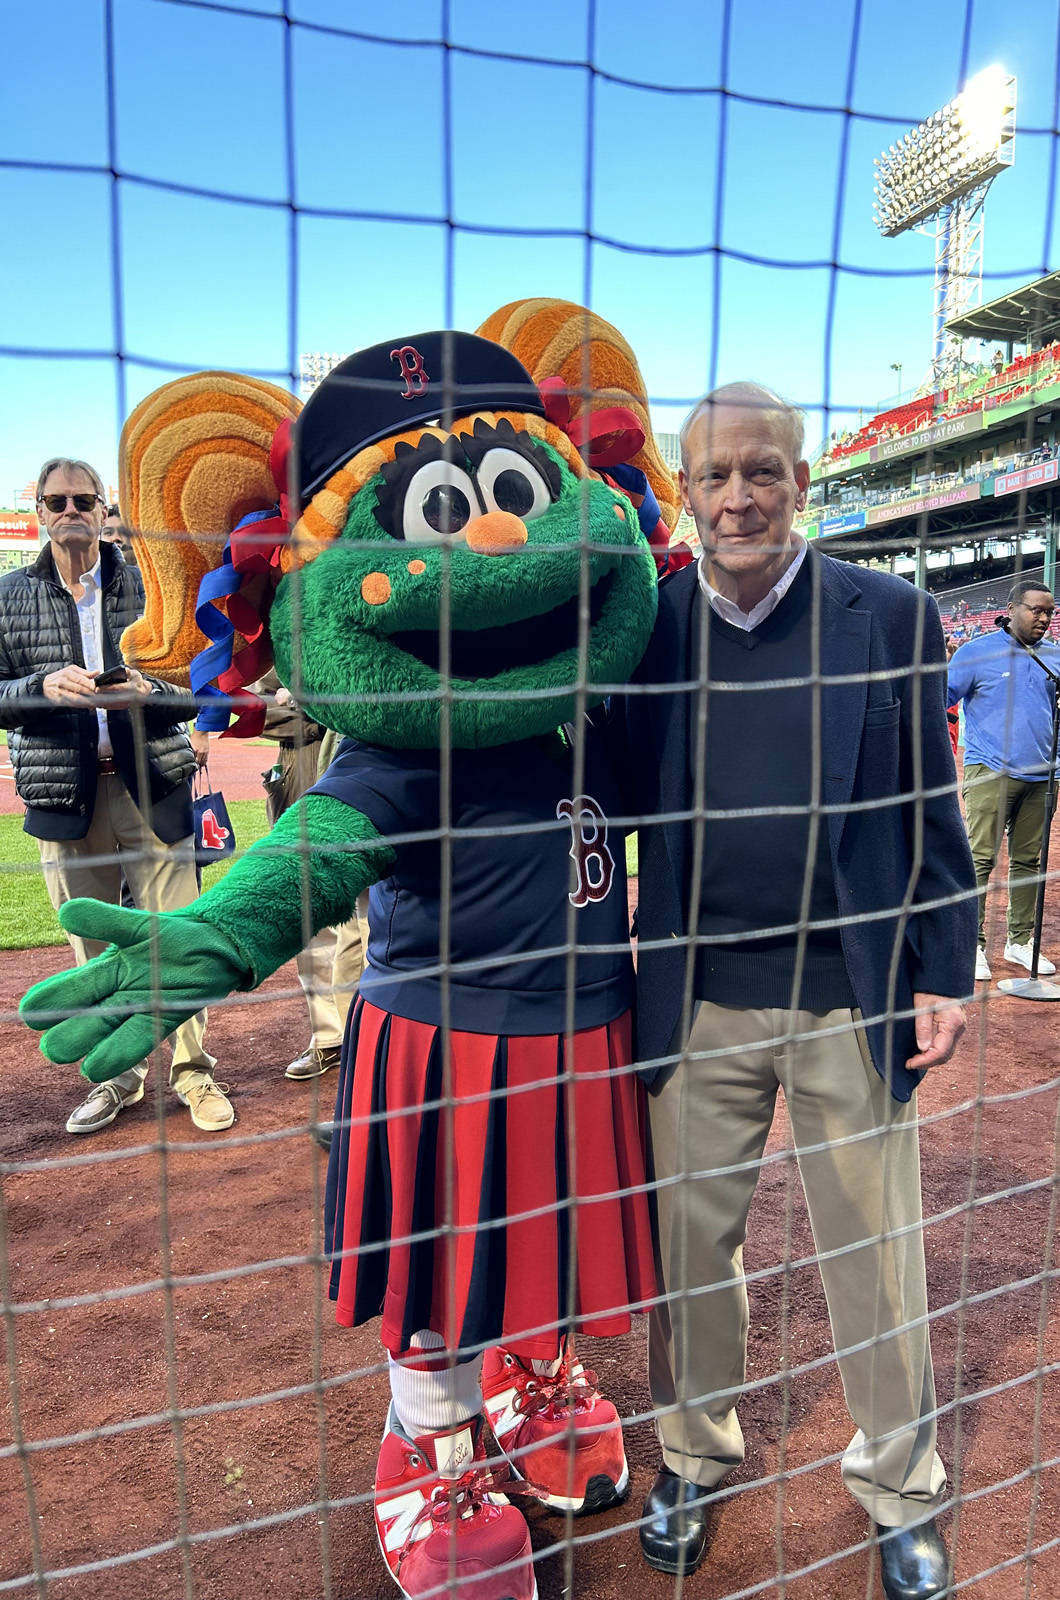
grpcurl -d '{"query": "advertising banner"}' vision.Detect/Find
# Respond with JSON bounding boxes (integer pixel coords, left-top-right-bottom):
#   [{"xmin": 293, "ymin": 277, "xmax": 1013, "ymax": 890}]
[
  {"xmin": 992, "ymin": 459, "xmax": 1059, "ymax": 497},
  {"xmin": 0, "ymin": 511, "xmax": 40, "ymax": 546},
  {"xmin": 819, "ymin": 510, "xmax": 866, "ymax": 536},
  {"xmin": 865, "ymin": 483, "xmax": 981, "ymax": 526},
  {"xmin": 869, "ymin": 411, "xmax": 983, "ymax": 463}
]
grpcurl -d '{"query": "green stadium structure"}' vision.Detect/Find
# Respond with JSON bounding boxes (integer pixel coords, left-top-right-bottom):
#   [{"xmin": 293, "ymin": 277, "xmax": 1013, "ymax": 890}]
[{"xmin": 803, "ymin": 276, "xmax": 1060, "ymax": 607}]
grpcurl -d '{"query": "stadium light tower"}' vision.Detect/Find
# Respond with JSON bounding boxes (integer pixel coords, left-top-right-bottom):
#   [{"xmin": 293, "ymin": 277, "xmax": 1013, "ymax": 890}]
[
  {"xmin": 299, "ymin": 351, "xmax": 346, "ymax": 397},
  {"xmin": 873, "ymin": 65, "xmax": 1016, "ymax": 387}
]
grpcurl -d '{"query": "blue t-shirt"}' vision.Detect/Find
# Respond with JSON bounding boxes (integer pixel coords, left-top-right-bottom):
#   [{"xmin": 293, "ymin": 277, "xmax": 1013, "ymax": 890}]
[
  {"xmin": 308, "ymin": 725, "xmax": 633, "ymax": 1036},
  {"xmin": 947, "ymin": 629, "xmax": 1060, "ymax": 781}
]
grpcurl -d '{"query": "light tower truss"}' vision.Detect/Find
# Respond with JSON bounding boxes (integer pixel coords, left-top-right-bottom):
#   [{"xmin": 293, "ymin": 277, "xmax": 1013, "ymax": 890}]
[
  {"xmin": 299, "ymin": 351, "xmax": 347, "ymax": 397},
  {"xmin": 927, "ymin": 182, "xmax": 988, "ymax": 385},
  {"xmin": 873, "ymin": 67, "xmax": 1016, "ymax": 389}
]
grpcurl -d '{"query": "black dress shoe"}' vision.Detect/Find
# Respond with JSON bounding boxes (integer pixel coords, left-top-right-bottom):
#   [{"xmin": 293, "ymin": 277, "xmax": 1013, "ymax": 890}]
[
  {"xmin": 640, "ymin": 1467, "xmax": 712, "ymax": 1575},
  {"xmin": 875, "ymin": 1519, "xmax": 949, "ymax": 1600},
  {"xmin": 310, "ymin": 1121, "xmax": 333, "ymax": 1151}
]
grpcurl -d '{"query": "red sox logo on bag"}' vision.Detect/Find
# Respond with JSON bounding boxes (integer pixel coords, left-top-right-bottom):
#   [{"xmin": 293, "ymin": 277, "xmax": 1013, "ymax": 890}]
[
  {"xmin": 556, "ymin": 794, "xmax": 615, "ymax": 907},
  {"xmin": 199, "ymin": 809, "xmax": 230, "ymax": 851}
]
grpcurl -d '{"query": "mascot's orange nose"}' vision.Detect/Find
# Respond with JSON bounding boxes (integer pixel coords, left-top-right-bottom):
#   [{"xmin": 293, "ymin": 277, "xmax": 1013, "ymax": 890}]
[{"xmin": 464, "ymin": 510, "xmax": 528, "ymax": 554}]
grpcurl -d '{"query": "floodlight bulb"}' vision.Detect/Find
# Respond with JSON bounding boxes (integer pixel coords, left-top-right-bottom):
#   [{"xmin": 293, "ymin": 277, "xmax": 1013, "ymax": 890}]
[{"xmin": 958, "ymin": 64, "xmax": 1011, "ymax": 159}]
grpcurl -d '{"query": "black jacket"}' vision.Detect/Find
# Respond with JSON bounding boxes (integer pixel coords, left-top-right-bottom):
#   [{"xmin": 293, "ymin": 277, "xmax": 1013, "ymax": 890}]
[
  {"xmin": 625, "ymin": 548, "xmax": 977, "ymax": 1101},
  {"xmin": 0, "ymin": 542, "xmax": 198, "ymax": 841}
]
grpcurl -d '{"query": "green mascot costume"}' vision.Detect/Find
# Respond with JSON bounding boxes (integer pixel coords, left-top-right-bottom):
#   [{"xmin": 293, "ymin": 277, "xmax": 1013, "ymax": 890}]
[{"xmin": 22, "ymin": 300, "xmax": 684, "ymax": 1600}]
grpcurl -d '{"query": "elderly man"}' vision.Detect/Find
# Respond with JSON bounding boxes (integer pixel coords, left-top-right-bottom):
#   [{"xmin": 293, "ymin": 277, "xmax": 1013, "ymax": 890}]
[
  {"xmin": 0, "ymin": 457, "xmax": 230, "ymax": 1134},
  {"xmin": 628, "ymin": 385, "xmax": 977, "ymax": 1599}
]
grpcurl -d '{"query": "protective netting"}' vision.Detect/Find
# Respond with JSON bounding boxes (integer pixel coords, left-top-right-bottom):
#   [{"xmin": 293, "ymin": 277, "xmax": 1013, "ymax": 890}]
[{"xmin": 2, "ymin": 4, "xmax": 1060, "ymax": 1599}]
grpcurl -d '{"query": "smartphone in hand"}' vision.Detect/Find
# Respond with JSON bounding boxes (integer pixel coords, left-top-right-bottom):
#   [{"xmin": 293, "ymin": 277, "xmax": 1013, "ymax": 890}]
[{"xmin": 93, "ymin": 666, "xmax": 129, "ymax": 687}]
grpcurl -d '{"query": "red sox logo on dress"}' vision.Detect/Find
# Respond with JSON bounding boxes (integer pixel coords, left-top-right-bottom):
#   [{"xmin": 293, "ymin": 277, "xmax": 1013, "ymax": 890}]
[
  {"xmin": 556, "ymin": 794, "xmax": 615, "ymax": 907},
  {"xmin": 390, "ymin": 344, "xmax": 430, "ymax": 400},
  {"xmin": 198, "ymin": 809, "xmax": 230, "ymax": 851}
]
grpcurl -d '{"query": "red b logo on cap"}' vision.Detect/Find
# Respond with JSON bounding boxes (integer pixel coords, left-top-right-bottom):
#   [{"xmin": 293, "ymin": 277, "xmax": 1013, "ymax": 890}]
[{"xmin": 391, "ymin": 345, "xmax": 430, "ymax": 400}]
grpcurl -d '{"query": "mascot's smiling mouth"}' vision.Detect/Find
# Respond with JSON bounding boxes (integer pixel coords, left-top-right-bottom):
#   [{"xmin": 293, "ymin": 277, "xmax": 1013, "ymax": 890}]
[{"xmin": 388, "ymin": 571, "xmax": 615, "ymax": 679}]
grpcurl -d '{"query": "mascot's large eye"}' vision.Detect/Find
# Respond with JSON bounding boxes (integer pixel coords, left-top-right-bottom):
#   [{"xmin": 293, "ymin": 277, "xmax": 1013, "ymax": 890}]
[
  {"xmin": 475, "ymin": 448, "xmax": 554, "ymax": 522},
  {"xmin": 402, "ymin": 459, "xmax": 480, "ymax": 542}
]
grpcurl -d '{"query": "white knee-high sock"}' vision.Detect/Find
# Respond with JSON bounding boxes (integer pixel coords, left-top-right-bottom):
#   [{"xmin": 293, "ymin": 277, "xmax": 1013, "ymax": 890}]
[{"xmin": 389, "ymin": 1330, "xmax": 484, "ymax": 1437}]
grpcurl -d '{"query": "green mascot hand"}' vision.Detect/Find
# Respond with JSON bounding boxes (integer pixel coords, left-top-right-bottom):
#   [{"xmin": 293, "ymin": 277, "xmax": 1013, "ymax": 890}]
[{"xmin": 19, "ymin": 899, "xmax": 252, "ymax": 1083}]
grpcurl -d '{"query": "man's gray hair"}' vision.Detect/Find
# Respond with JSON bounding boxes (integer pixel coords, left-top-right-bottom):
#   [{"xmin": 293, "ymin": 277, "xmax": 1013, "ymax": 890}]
[
  {"xmin": 36, "ymin": 457, "xmax": 107, "ymax": 501},
  {"xmin": 679, "ymin": 382, "xmax": 806, "ymax": 470}
]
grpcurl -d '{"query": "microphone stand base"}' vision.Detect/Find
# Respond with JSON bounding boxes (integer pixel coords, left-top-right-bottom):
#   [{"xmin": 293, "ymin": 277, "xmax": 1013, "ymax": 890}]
[{"xmin": 997, "ymin": 977, "xmax": 1060, "ymax": 1001}]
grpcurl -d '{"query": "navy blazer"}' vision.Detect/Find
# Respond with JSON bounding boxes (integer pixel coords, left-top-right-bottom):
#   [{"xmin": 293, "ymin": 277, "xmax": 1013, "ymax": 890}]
[{"xmin": 625, "ymin": 547, "xmax": 977, "ymax": 1101}]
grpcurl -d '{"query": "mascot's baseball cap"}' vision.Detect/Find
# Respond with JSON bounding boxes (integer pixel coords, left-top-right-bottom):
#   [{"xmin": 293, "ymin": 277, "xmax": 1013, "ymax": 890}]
[{"xmin": 296, "ymin": 331, "xmax": 546, "ymax": 507}]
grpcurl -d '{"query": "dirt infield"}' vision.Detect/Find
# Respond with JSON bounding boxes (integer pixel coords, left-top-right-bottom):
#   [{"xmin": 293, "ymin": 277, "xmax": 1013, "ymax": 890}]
[{"xmin": 1, "ymin": 910, "xmax": 1058, "ymax": 1598}]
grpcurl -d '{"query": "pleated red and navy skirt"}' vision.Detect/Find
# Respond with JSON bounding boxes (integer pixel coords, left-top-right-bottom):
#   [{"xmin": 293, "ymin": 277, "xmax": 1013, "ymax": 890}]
[{"xmin": 324, "ymin": 999, "xmax": 656, "ymax": 1361}]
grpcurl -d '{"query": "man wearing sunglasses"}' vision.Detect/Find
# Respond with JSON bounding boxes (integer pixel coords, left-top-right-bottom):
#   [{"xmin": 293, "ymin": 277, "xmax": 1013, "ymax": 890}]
[{"xmin": 0, "ymin": 457, "xmax": 231, "ymax": 1136}]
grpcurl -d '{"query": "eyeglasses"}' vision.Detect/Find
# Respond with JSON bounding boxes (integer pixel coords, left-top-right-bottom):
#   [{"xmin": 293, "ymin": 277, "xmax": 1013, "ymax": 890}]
[
  {"xmin": 37, "ymin": 493, "xmax": 104, "ymax": 514},
  {"xmin": 1019, "ymin": 604, "xmax": 1055, "ymax": 619}
]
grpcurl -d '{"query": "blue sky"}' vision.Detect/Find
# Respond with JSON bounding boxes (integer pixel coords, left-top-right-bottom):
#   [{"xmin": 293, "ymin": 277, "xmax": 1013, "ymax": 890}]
[{"xmin": 2, "ymin": 0, "xmax": 1059, "ymax": 501}]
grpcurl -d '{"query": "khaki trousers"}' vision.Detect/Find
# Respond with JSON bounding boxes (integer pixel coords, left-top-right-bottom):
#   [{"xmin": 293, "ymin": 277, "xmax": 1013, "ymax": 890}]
[
  {"xmin": 296, "ymin": 915, "xmax": 367, "ymax": 1049},
  {"xmin": 648, "ymin": 1002, "xmax": 945, "ymax": 1527},
  {"xmin": 962, "ymin": 762, "xmax": 1049, "ymax": 945},
  {"xmin": 39, "ymin": 774, "xmax": 215, "ymax": 1090},
  {"xmin": 266, "ymin": 744, "xmax": 368, "ymax": 1052}
]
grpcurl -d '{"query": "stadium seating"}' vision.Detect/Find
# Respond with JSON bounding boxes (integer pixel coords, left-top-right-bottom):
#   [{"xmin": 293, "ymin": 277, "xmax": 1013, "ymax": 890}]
[{"xmin": 821, "ymin": 337, "xmax": 1060, "ymax": 469}]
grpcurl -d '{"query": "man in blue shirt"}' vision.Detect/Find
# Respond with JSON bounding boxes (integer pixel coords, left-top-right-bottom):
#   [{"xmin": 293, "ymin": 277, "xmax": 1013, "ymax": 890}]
[{"xmin": 947, "ymin": 582, "xmax": 1059, "ymax": 979}]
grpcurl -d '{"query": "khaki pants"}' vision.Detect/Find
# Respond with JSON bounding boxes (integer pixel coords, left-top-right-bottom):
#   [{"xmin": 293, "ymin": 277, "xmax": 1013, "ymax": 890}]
[
  {"xmin": 962, "ymin": 762, "xmax": 1049, "ymax": 945},
  {"xmin": 39, "ymin": 774, "xmax": 215, "ymax": 1091},
  {"xmin": 296, "ymin": 916, "xmax": 367, "ymax": 1049},
  {"xmin": 648, "ymin": 1002, "xmax": 945, "ymax": 1527},
  {"xmin": 266, "ymin": 751, "xmax": 368, "ymax": 1050}
]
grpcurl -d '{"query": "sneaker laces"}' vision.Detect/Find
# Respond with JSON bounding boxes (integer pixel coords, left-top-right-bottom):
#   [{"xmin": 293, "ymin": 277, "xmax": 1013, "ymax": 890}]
[
  {"xmin": 82, "ymin": 1080, "xmax": 125, "ymax": 1111},
  {"xmin": 395, "ymin": 1458, "xmax": 543, "ymax": 1574},
  {"xmin": 185, "ymin": 1078, "xmax": 230, "ymax": 1104},
  {"xmin": 510, "ymin": 1348, "xmax": 601, "ymax": 1425}
]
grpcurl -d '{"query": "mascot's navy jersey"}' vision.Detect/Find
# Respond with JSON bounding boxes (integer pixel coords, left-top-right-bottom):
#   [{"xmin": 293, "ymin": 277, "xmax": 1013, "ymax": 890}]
[{"xmin": 309, "ymin": 721, "xmax": 632, "ymax": 1036}]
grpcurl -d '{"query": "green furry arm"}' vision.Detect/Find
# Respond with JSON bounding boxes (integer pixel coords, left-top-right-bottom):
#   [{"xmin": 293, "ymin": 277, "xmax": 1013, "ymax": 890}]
[{"xmin": 190, "ymin": 793, "xmax": 394, "ymax": 987}]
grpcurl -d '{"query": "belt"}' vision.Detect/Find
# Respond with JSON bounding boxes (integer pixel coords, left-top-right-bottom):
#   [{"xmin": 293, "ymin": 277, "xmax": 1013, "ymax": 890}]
[{"xmin": 98, "ymin": 757, "xmax": 118, "ymax": 776}]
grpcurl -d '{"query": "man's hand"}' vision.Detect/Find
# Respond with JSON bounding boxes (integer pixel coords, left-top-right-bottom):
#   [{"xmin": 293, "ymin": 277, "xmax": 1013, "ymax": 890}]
[
  {"xmin": 190, "ymin": 726, "xmax": 211, "ymax": 767},
  {"xmin": 905, "ymin": 992, "xmax": 966, "ymax": 1072},
  {"xmin": 42, "ymin": 665, "xmax": 99, "ymax": 705},
  {"xmin": 93, "ymin": 666, "xmax": 153, "ymax": 708},
  {"xmin": 42, "ymin": 665, "xmax": 154, "ymax": 710}
]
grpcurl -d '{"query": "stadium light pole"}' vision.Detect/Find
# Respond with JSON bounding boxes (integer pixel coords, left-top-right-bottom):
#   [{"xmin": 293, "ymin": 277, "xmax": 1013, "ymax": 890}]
[
  {"xmin": 891, "ymin": 361, "xmax": 902, "ymax": 402},
  {"xmin": 299, "ymin": 351, "xmax": 347, "ymax": 397},
  {"xmin": 873, "ymin": 65, "xmax": 1016, "ymax": 388}
]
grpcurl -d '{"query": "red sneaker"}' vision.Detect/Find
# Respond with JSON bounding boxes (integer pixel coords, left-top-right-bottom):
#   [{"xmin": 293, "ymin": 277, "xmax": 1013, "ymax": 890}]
[
  {"xmin": 481, "ymin": 1340, "xmax": 629, "ymax": 1514},
  {"xmin": 374, "ymin": 1407, "xmax": 538, "ymax": 1600}
]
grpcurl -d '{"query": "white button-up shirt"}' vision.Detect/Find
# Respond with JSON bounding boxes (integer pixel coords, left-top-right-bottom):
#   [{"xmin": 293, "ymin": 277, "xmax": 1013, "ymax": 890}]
[
  {"xmin": 59, "ymin": 555, "xmax": 113, "ymax": 758},
  {"xmin": 698, "ymin": 538, "xmax": 807, "ymax": 631}
]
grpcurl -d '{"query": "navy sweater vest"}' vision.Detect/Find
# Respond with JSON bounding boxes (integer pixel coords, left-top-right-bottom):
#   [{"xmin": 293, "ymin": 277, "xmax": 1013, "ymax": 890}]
[{"xmin": 694, "ymin": 558, "xmax": 856, "ymax": 1012}]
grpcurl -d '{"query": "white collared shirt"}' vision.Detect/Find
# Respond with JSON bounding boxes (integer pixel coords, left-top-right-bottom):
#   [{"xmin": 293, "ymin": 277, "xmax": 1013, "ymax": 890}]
[
  {"xmin": 698, "ymin": 538, "xmax": 807, "ymax": 631},
  {"xmin": 59, "ymin": 554, "xmax": 113, "ymax": 758}
]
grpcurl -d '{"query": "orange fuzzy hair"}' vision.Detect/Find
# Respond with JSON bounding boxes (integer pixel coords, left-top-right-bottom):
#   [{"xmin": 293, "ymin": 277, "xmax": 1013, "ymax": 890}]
[
  {"xmin": 118, "ymin": 372, "xmax": 301, "ymax": 685},
  {"xmin": 475, "ymin": 299, "xmax": 680, "ymax": 532}
]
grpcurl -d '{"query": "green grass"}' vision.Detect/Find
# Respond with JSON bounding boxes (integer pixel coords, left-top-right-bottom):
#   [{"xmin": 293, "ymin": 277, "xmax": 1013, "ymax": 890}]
[
  {"xmin": 0, "ymin": 799, "xmax": 271, "ymax": 950},
  {"xmin": 1, "ymin": 803, "xmax": 637, "ymax": 950}
]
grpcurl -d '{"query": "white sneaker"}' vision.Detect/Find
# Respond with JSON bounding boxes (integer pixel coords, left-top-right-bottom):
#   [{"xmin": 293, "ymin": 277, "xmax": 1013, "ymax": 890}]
[
  {"xmin": 1004, "ymin": 941, "xmax": 1056, "ymax": 975},
  {"xmin": 66, "ymin": 1074, "xmax": 145, "ymax": 1135},
  {"xmin": 175, "ymin": 1073, "xmax": 235, "ymax": 1131},
  {"xmin": 975, "ymin": 946, "xmax": 992, "ymax": 981}
]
